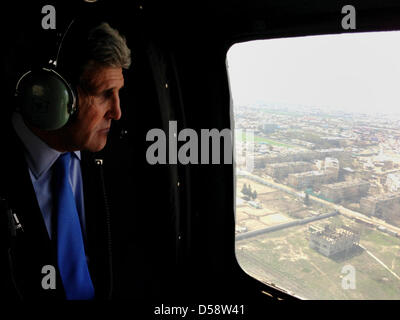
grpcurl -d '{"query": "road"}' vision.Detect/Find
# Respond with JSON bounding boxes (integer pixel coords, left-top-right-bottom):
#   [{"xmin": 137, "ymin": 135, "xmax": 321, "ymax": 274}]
[
  {"xmin": 358, "ymin": 243, "xmax": 400, "ymax": 282},
  {"xmin": 309, "ymin": 195, "xmax": 400, "ymax": 235},
  {"xmin": 239, "ymin": 170, "xmax": 400, "ymax": 235}
]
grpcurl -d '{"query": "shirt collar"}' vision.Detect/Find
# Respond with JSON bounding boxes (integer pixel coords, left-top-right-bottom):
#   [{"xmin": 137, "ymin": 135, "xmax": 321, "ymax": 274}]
[{"xmin": 12, "ymin": 112, "xmax": 81, "ymax": 180}]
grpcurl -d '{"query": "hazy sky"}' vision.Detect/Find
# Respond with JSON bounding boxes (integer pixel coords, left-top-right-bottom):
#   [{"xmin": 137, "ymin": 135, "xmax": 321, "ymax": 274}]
[{"xmin": 227, "ymin": 31, "xmax": 400, "ymax": 115}]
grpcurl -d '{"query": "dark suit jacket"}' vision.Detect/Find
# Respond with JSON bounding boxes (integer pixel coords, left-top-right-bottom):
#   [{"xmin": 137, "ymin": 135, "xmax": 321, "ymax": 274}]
[{"xmin": 0, "ymin": 120, "xmax": 113, "ymax": 300}]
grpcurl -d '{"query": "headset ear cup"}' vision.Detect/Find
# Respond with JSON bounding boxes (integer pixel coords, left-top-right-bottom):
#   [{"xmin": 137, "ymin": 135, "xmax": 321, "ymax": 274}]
[
  {"xmin": 15, "ymin": 68, "xmax": 76, "ymax": 131},
  {"xmin": 67, "ymin": 85, "xmax": 78, "ymax": 123}
]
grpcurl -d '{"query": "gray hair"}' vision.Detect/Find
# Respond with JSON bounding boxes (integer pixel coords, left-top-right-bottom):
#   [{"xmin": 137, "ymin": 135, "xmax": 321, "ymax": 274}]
[{"xmin": 86, "ymin": 22, "xmax": 131, "ymax": 69}]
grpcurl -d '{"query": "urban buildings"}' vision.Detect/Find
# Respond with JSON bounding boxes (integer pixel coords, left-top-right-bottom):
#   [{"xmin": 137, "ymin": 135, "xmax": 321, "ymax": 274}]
[
  {"xmin": 308, "ymin": 224, "xmax": 361, "ymax": 257},
  {"xmin": 360, "ymin": 193, "xmax": 400, "ymax": 219},
  {"xmin": 319, "ymin": 180, "xmax": 369, "ymax": 203}
]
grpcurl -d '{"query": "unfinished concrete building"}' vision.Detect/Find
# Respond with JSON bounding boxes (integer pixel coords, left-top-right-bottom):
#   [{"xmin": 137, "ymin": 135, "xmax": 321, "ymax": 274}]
[
  {"xmin": 320, "ymin": 180, "xmax": 370, "ymax": 203},
  {"xmin": 265, "ymin": 161, "xmax": 315, "ymax": 179},
  {"xmin": 287, "ymin": 169, "xmax": 338, "ymax": 189},
  {"xmin": 308, "ymin": 225, "xmax": 360, "ymax": 257},
  {"xmin": 360, "ymin": 193, "xmax": 400, "ymax": 219},
  {"xmin": 261, "ymin": 148, "xmax": 349, "ymax": 164}
]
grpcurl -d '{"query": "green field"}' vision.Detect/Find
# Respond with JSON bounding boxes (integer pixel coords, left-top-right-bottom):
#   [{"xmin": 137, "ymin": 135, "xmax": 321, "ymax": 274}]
[
  {"xmin": 236, "ymin": 133, "xmax": 296, "ymax": 148},
  {"xmin": 236, "ymin": 215, "xmax": 400, "ymax": 300}
]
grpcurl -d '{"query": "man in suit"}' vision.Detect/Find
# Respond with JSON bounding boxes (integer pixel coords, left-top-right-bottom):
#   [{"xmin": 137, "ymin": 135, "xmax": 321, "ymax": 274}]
[{"xmin": 0, "ymin": 20, "xmax": 131, "ymax": 300}]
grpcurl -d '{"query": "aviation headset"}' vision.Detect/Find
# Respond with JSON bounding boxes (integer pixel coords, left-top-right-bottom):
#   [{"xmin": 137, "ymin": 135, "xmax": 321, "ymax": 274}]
[{"xmin": 14, "ymin": 20, "xmax": 77, "ymax": 131}]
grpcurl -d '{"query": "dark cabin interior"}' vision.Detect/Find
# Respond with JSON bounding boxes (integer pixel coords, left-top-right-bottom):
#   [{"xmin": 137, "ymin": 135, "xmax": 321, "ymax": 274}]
[{"xmin": 2, "ymin": 0, "xmax": 400, "ymax": 315}]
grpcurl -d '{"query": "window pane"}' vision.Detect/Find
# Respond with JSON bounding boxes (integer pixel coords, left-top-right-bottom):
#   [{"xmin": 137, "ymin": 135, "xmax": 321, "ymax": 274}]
[{"xmin": 228, "ymin": 32, "xmax": 400, "ymax": 300}]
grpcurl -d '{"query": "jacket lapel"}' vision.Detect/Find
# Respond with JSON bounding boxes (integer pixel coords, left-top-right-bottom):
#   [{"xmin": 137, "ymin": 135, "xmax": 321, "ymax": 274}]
[
  {"xmin": 2, "ymin": 124, "xmax": 62, "ymax": 299},
  {"xmin": 80, "ymin": 151, "xmax": 112, "ymax": 300}
]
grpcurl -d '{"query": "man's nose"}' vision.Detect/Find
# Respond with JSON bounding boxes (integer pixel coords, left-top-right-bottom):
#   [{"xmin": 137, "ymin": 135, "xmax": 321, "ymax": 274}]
[{"xmin": 108, "ymin": 92, "xmax": 122, "ymax": 120}]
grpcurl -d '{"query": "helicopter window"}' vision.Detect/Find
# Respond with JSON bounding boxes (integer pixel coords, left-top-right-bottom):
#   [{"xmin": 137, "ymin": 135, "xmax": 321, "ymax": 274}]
[{"xmin": 227, "ymin": 31, "xmax": 400, "ymax": 299}]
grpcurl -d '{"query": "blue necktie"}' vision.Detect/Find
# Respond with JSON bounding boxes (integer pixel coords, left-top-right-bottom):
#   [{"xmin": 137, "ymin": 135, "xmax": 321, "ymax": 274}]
[{"xmin": 54, "ymin": 152, "xmax": 95, "ymax": 300}]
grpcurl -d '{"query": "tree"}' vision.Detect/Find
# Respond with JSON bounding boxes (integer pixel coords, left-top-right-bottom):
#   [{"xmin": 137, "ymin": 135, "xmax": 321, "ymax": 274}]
[
  {"xmin": 304, "ymin": 193, "xmax": 310, "ymax": 206},
  {"xmin": 241, "ymin": 183, "xmax": 248, "ymax": 195}
]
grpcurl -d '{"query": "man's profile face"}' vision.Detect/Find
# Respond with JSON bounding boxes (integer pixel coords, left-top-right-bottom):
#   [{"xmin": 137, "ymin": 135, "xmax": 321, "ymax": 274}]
[{"xmin": 67, "ymin": 63, "xmax": 124, "ymax": 152}]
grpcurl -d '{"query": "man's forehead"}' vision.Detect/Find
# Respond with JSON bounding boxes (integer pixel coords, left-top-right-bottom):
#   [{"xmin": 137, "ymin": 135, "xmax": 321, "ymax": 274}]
[{"xmin": 81, "ymin": 64, "xmax": 124, "ymax": 90}]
